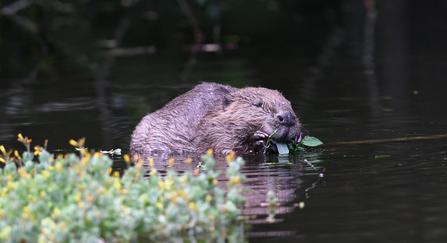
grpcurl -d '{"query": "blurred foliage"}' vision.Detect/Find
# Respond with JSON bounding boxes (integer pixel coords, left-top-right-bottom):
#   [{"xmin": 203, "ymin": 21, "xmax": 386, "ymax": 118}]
[
  {"xmin": 0, "ymin": 135, "xmax": 247, "ymax": 242},
  {"xmin": 0, "ymin": 0, "xmax": 339, "ymax": 82}
]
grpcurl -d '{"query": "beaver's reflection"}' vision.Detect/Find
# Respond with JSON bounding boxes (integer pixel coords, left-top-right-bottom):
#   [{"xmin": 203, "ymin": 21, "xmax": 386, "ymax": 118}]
[{"xmin": 134, "ymin": 153, "xmax": 323, "ymax": 238}]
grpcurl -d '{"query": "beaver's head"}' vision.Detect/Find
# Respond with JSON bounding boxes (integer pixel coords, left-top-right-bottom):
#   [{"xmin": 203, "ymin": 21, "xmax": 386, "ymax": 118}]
[{"xmin": 216, "ymin": 87, "xmax": 302, "ymax": 154}]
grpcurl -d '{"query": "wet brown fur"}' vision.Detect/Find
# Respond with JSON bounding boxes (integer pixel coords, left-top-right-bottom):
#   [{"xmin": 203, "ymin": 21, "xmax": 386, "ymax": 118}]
[{"xmin": 130, "ymin": 82, "xmax": 301, "ymax": 155}]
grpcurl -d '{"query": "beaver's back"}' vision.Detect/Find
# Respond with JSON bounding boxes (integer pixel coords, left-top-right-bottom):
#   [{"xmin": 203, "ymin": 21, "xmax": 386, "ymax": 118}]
[{"xmin": 130, "ymin": 82, "xmax": 238, "ymax": 155}]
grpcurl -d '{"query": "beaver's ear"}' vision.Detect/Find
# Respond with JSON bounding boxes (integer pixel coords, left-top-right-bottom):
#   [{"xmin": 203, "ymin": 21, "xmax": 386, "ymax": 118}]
[
  {"xmin": 222, "ymin": 95, "xmax": 232, "ymax": 110},
  {"xmin": 252, "ymin": 98, "xmax": 263, "ymax": 107}
]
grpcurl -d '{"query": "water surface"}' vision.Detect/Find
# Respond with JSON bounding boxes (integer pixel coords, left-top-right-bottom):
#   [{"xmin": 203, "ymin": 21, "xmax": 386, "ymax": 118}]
[{"xmin": 2, "ymin": 1, "xmax": 447, "ymax": 242}]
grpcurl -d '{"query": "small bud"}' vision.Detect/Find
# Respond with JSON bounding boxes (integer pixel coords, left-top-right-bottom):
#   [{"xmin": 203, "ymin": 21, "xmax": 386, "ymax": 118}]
[
  {"xmin": 136, "ymin": 158, "xmax": 143, "ymax": 168},
  {"xmin": 168, "ymin": 157, "xmax": 175, "ymax": 167},
  {"xmin": 230, "ymin": 176, "xmax": 239, "ymax": 184},
  {"xmin": 206, "ymin": 149, "xmax": 213, "ymax": 156},
  {"xmin": 56, "ymin": 162, "xmax": 63, "ymax": 172},
  {"xmin": 54, "ymin": 208, "xmax": 61, "ymax": 217},
  {"xmin": 189, "ymin": 202, "xmax": 196, "ymax": 211},
  {"xmin": 114, "ymin": 180, "xmax": 122, "ymax": 190},
  {"xmin": 69, "ymin": 139, "xmax": 78, "ymax": 147},
  {"xmin": 7, "ymin": 181, "xmax": 14, "ymax": 190},
  {"xmin": 41, "ymin": 170, "xmax": 49, "ymax": 178},
  {"xmin": 226, "ymin": 150, "xmax": 236, "ymax": 163},
  {"xmin": 86, "ymin": 195, "xmax": 94, "ymax": 203},
  {"xmin": 123, "ymin": 154, "xmax": 131, "ymax": 164},
  {"xmin": 206, "ymin": 195, "xmax": 212, "ymax": 202},
  {"xmin": 0, "ymin": 145, "xmax": 6, "ymax": 155}
]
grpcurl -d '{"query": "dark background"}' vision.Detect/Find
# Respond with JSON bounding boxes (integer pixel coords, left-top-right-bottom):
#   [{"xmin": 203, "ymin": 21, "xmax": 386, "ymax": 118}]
[
  {"xmin": 1, "ymin": 0, "xmax": 446, "ymax": 151},
  {"xmin": 2, "ymin": 1, "xmax": 447, "ymax": 242}
]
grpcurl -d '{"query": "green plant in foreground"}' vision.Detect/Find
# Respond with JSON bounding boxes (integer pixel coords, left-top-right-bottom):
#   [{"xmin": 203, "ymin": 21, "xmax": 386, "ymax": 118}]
[{"xmin": 0, "ymin": 135, "xmax": 247, "ymax": 243}]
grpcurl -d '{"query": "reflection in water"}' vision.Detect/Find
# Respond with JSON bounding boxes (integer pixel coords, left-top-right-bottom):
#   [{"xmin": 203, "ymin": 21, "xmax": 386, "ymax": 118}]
[
  {"xmin": 298, "ymin": 27, "xmax": 345, "ymax": 113},
  {"xmin": 0, "ymin": 86, "xmax": 32, "ymax": 145},
  {"xmin": 131, "ymin": 153, "xmax": 325, "ymax": 240},
  {"xmin": 4, "ymin": 86, "xmax": 32, "ymax": 117},
  {"xmin": 94, "ymin": 16, "xmax": 131, "ymax": 151},
  {"xmin": 377, "ymin": 0, "xmax": 410, "ymax": 117},
  {"xmin": 363, "ymin": 2, "xmax": 382, "ymax": 118},
  {"xmin": 37, "ymin": 98, "xmax": 96, "ymax": 112},
  {"xmin": 243, "ymin": 158, "xmax": 303, "ymax": 221}
]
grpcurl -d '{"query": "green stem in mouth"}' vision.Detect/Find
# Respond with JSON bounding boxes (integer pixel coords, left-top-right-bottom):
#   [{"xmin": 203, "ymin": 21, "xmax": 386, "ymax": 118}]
[
  {"xmin": 268, "ymin": 129, "xmax": 277, "ymax": 139},
  {"xmin": 263, "ymin": 129, "xmax": 278, "ymax": 155}
]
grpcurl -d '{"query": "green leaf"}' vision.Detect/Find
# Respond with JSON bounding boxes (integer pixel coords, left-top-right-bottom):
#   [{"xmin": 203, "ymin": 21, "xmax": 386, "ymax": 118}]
[
  {"xmin": 301, "ymin": 137, "xmax": 323, "ymax": 147},
  {"xmin": 275, "ymin": 143, "xmax": 290, "ymax": 154}
]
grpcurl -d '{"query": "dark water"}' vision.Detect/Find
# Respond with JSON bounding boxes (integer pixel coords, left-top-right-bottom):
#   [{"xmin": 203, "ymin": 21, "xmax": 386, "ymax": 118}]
[{"xmin": 2, "ymin": 1, "xmax": 447, "ymax": 243}]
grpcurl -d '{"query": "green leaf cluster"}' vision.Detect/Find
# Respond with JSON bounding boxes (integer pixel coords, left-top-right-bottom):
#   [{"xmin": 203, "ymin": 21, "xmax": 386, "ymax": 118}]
[
  {"xmin": 287, "ymin": 136, "xmax": 324, "ymax": 154},
  {"xmin": 0, "ymin": 138, "xmax": 246, "ymax": 242}
]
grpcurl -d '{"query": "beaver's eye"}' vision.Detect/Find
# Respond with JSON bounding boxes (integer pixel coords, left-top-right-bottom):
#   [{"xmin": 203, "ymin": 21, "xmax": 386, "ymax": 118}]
[{"xmin": 252, "ymin": 98, "xmax": 263, "ymax": 107}]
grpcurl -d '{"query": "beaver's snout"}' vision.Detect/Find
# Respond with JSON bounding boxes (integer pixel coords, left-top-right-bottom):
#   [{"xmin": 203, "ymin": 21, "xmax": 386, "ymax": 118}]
[
  {"xmin": 276, "ymin": 111, "xmax": 296, "ymax": 126},
  {"xmin": 271, "ymin": 111, "xmax": 301, "ymax": 144}
]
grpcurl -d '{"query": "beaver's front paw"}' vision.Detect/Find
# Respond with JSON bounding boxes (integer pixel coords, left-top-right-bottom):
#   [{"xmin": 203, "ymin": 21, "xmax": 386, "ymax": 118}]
[{"xmin": 252, "ymin": 131, "xmax": 269, "ymax": 154}]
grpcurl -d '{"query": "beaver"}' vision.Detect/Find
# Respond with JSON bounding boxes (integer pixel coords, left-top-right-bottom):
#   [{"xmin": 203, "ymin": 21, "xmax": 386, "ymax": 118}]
[{"xmin": 130, "ymin": 82, "xmax": 303, "ymax": 155}]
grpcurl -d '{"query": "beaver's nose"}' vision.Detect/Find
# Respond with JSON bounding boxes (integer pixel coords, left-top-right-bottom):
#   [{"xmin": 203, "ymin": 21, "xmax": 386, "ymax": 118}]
[{"xmin": 276, "ymin": 111, "xmax": 295, "ymax": 126}]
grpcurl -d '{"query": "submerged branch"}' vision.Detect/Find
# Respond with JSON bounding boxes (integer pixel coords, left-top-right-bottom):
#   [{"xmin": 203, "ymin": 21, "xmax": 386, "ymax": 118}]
[{"xmin": 328, "ymin": 134, "xmax": 447, "ymax": 146}]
